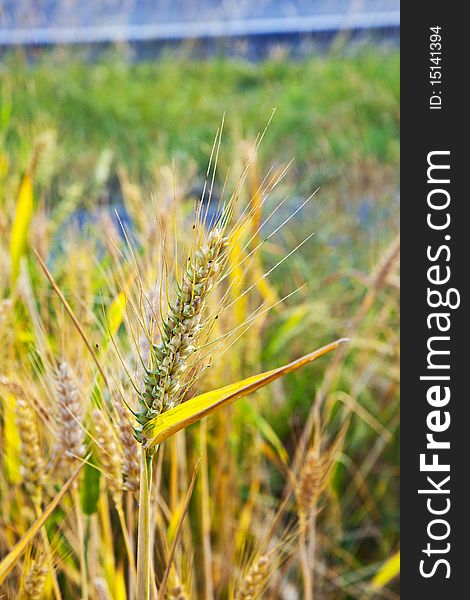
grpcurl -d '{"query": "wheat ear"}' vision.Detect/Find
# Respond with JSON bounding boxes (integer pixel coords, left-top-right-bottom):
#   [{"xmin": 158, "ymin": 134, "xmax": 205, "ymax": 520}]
[
  {"xmin": 16, "ymin": 398, "xmax": 45, "ymax": 509},
  {"xmin": 53, "ymin": 362, "xmax": 85, "ymax": 474},
  {"xmin": 113, "ymin": 394, "xmax": 140, "ymax": 493},
  {"xmin": 166, "ymin": 565, "xmax": 189, "ymax": 600},
  {"xmin": 0, "ymin": 378, "xmax": 45, "ymax": 509},
  {"xmin": 92, "ymin": 409, "xmax": 123, "ymax": 504},
  {"xmin": 19, "ymin": 550, "xmax": 48, "ymax": 600},
  {"xmin": 135, "ymin": 226, "xmax": 229, "ymax": 599},
  {"xmin": 296, "ymin": 433, "xmax": 344, "ymax": 526},
  {"xmin": 135, "ymin": 228, "xmax": 229, "ymax": 436},
  {"xmin": 168, "ymin": 584, "xmax": 188, "ymax": 600},
  {"xmin": 235, "ymin": 554, "xmax": 270, "ymax": 600}
]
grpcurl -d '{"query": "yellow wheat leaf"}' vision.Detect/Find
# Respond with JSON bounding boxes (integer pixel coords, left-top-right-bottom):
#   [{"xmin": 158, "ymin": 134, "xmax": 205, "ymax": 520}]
[
  {"xmin": 142, "ymin": 338, "xmax": 347, "ymax": 448},
  {"xmin": 107, "ymin": 291, "xmax": 127, "ymax": 338},
  {"xmin": 0, "ymin": 152, "xmax": 9, "ymax": 178},
  {"xmin": 114, "ymin": 563, "xmax": 127, "ymax": 600},
  {"xmin": 372, "ymin": 550, "xmax": 400, "ymax": 588},
  {"xmin": 229, "ymin": 226, "xmax": 248, "ymax": 325},
  {"xmin": 167, "ymin": 498, "xmax": 185, "ymax": 544},
  {"xmin": 2, "ymin": 391, "xmax": 21, "ymax": 484},
  {"xmin": 10, "ymin": 173, "xmax": 34, "ymax": 284}
]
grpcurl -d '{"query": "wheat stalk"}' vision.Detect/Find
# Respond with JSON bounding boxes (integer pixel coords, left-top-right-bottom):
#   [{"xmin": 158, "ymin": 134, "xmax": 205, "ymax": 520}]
[{"xmin": 135, "ymin": 224, "xmax": 229, "ymax": 599}]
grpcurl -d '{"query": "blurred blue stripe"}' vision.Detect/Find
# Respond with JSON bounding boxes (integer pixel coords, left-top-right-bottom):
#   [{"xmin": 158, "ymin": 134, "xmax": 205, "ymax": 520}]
[{"xmin": 1, "ymin": 12, "xmax": 399, "ymax": 46}]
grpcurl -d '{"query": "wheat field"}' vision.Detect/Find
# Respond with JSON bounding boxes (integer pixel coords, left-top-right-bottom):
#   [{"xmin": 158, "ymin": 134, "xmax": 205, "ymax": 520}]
[{"xmin": 0, "ymin": 48, "xmax": 399, "ymax": 599}]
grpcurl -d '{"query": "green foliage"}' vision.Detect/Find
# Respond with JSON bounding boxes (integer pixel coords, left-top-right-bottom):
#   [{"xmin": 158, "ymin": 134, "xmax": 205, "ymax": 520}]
[
  {"xmin": 1, "ymin": 48, "xmax": 399, "ymax": 195},
  {"xmin": 81, "ymin": 457, "xmax": 101, "ymax": 515}
]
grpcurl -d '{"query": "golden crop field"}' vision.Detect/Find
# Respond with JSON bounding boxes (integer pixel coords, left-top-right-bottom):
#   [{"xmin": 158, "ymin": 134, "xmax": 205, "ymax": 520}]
[{"xmin": 0, "ymin": 47, "xmax": 399, "ymax": 599}]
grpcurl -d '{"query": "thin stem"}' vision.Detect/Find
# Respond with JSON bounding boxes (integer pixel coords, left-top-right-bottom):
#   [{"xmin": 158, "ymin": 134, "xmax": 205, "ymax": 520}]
[
  {"xmin": 34, "ymin": 494, "xmax": 62, "ymax": 600},
  {"xmin": 116, "ymin": 502, "xmax": 137, "ymax": 592},
  {"xmin": 38, "ymin": 523, "xmax": 62, "ymax": 600},
  {"xmin": 136, "ymin": 447, "xmax": 154, "ymax": 600},
  {"xmin": 72, "ymin": 485, "xmax": 88, "ymax": 600},
  {"xmin": 308, "ymin": 510, "xmax": 317, "ymax": 599},
  {"xmin": 299, "ymin": 525, "xmax": 313, "ymax": 600},
  {"xmin": 200, "ymin": 419, "xmax": 214, "ymax": 600},
  {"xmin": 126, "ymin": 491, "xmax": 136, "ymax": 600}
]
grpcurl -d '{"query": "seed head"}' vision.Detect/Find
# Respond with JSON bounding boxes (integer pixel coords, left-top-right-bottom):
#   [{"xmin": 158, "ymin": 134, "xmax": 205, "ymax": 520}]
[
  {"xmin": 235, "ymin": 554, "xmax": 270, "ymax": 600},
  {"xmin": 20, "ymin": 551, "xmax": 48, "ymax": 600},
  {"xmin": 54, "ymin": 362, "xmax": 85, "ymax": 473},
  {"xmin": 16, "ymin": 397, "xmax": 45, "ymax": 509},
  {"xmin": 296, "ymin": 435, "xmax": 343, "ymax": 525},
  {"xmin": 135, "ymin": 228, "xmax": 229, "ymax": 439},
  {"xmin": 168, "ymin": 584, "xmax": 188, "ymax": 600},
  {"xmin": 93, "ymin": 409, "xmax": 123, "ymax": 503},
  {"xmin": 113, "ymin": 395, "xmax": 140, "ymax": 493}
]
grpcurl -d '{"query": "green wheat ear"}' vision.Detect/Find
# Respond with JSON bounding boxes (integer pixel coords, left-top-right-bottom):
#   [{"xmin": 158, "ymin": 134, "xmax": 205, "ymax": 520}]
[{"xmin": 134, "ymin": 227, "xmax": 229, "ymax": 441}]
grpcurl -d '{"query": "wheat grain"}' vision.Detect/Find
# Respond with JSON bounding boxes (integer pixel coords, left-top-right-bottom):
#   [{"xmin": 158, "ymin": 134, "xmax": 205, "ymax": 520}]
[{"xmin": 0, "ymin": 299, "xmax": 12, "ymax": 325}]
